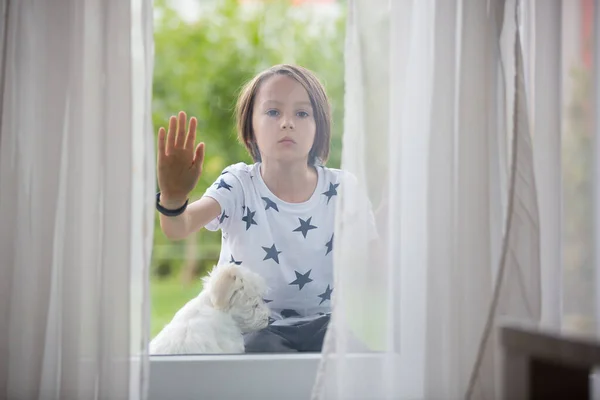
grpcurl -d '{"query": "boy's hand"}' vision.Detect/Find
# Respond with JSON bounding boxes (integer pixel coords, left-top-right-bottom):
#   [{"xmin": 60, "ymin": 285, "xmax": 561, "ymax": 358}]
[{"xmin": 157, "ymin": 111, "xmax": 205, "ymax": 206}]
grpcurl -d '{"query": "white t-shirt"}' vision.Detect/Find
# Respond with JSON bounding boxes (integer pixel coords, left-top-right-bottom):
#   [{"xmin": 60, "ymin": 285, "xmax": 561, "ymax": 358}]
[{"xmin": 202, "ymin": 162, "xmax": 374, "ymax": 321}]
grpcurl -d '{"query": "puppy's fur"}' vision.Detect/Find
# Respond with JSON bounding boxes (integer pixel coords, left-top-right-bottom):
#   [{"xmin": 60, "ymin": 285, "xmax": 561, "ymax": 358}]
[{"xmin": 149, "ymin": 263, "xmax": 270, "ymax": 355}]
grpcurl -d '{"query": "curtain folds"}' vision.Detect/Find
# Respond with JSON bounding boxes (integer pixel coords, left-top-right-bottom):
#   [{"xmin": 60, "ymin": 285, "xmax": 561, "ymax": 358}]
[
  {"xmin": 312, "ymin": 0, "xmax": 564, "ymax": 398},
  {"xmin": 0, "ymin": 1, "xmax": 154, "ymax": 399}
]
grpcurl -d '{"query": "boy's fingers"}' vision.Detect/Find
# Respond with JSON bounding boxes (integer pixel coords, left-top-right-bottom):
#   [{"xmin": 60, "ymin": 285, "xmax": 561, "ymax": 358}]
[
  {"xmin": 157, "ymin": 127, "xmax": 166, "ymax": 158},
  {"xmin": 194, "ymin": 142, "xmax": 205, "ymax": 172},
  {"xmin": 175, "ymin": 111, "xmax": 187, "ymax": 148},
  {"xmin": 185, "ymin": 117, "xmax": 197, "ymax": 150},
  {"xmin": 166, "ymin": 116, "xmax": 176, "ymax": 154}
]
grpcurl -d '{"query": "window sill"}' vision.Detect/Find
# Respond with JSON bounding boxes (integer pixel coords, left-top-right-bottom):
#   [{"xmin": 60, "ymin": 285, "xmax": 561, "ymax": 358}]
[{"xmin": 148, "ymin": 353, "xmax": 321, "ymax": 400}]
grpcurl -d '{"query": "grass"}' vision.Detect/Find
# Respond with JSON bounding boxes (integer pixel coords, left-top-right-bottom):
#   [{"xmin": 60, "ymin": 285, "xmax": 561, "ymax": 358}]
[{"xmin": 150, "ymin": 276, "xmax": 204, "ymax": 339}]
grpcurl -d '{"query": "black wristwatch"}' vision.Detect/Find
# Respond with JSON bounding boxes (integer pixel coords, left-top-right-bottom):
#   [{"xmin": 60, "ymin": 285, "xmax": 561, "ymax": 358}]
[{"xmin": 156, "ymin": 192, "xmax": 189, "ymax": 217}]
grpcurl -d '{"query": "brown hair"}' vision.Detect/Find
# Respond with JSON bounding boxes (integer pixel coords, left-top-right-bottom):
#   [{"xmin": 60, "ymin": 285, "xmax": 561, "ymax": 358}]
[{"xmin": 235, "ymin": 64, "xmax": 332, "ymax": 166}]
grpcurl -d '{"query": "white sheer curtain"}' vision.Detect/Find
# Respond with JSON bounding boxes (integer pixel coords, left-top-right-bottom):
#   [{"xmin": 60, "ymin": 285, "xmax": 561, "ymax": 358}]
[
  {"xmin": 313, "ymin": 0, "xmax": 571, "ymax": 398},
  {"xmin": 0, "ymin": 1, "xmax": 154, "ymax": 399}
]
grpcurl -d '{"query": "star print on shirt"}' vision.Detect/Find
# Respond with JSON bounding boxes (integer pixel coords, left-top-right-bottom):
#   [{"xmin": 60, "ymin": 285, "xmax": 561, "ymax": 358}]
[
  {"xmin": 322, "ymin": 182, "xmax": 339, "ymax": 204},
  {"xmin": 263, "ymin": 298, "xmax": 273, "ymax": 304},
  {"xmin": 241, "ymin": 207, "xmax": 257, "ymax": 230},
  {"xmin": 289, "ymin": 269, "xmax": 313, "ymax": 290},
  {"xmin": 325, "ymin": 233, "xmax": 334, "ymax": 255},
  {"xmin": 262, "ymin": 244, "xmax": 282, "ymax": 264},
  {"xmin": 220, "ymin": 170, "xmax": 229, "ymax": 175},
  {"xmin": 216, "ymin": 178, "xmax": 233, "ymax": 191},
  {"xmin": 219, "ymin": 210, "xmax": 229, "ymax": 224},
  {"xmin": 293, "ymin": 217, "xmax": 318, "ymax": 238},
  {"xmin": 262, "ymin": 196, "xmax": 279, "ymax": 212},
  {"xmin": 318, "ymin": 285, "xmax": 333, "ymax": 305},
  {"xmin": 230, "ymin": 255, "xmax": 242, "ymax": 265}
]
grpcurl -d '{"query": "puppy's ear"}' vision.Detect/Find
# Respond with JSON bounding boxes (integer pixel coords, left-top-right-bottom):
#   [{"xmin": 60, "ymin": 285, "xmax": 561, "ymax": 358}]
[{"xmin": 210, "ymin": 266, "xmax": 241, "ymax": 310}]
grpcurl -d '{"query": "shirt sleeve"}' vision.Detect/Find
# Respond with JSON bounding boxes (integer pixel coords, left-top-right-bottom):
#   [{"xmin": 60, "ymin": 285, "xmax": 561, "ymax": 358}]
[{"xmin": 201, "ymin": 165, "xmax": 245, "ymax": 233}]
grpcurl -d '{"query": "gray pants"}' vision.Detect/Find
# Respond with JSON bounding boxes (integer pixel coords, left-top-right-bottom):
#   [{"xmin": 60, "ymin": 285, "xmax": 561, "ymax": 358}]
[{"xmin": 244, "ymin": 314, "xmax": 330, "ymax": 353}]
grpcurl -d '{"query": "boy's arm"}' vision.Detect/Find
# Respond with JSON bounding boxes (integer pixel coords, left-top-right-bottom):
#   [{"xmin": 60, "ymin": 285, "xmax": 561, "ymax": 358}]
[{"xmin": 158, "ymin": 196, "xmax": 221, "ymax": 241}]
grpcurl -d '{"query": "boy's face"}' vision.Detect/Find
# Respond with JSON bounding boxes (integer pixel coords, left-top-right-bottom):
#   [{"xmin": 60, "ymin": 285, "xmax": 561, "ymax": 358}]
[{"xmin": 251, "ymin": 74, "xmax": 316, "ymax": 165}]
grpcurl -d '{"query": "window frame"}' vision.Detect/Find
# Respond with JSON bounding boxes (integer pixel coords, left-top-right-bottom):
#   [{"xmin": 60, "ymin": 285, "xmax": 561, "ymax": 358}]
[
  {"xmin": 148, "ymin": 354, "xmax": 321, "ymax": 399},
  {"xmin": 147, "ymin": 352, "xmax": 387, "ymax": 399}
]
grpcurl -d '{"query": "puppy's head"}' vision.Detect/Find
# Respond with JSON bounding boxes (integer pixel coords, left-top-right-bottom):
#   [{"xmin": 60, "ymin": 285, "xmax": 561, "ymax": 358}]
[{"xmin": 203, "ymin": 263, "xmax": 270, "ymax": 333}]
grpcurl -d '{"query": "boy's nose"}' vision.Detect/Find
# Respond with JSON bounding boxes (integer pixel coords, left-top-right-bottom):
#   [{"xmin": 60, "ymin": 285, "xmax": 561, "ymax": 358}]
[{"xmin": 281, "ymin": 118, "xmax": 295, "ymax": 130}]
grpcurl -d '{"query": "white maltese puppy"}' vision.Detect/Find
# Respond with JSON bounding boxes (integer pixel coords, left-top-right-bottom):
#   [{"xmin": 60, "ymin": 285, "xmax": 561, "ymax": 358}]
[{"xmin": 150, "ymin": 263, "xmax": 270, "ymax": 355}]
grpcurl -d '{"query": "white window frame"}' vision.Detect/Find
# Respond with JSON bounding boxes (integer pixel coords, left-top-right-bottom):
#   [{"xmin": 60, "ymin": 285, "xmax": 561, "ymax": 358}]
[
  {"xmin": 148, "ymin": 354, "xmax": 320, "ymax": 400},
  {"xmin": 148, "ymin": 353, "xmax": 386, "ymax": 399}
]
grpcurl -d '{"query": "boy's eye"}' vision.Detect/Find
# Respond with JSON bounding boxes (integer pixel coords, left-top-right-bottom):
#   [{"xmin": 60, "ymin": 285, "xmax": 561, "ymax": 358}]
[
  {"xmin": 266, "ymin": 109, "xmax": 280, "ymax": 117},
  {"xmin": 297, "ymin": 111, "xmax": 309, "ymax": 118}
]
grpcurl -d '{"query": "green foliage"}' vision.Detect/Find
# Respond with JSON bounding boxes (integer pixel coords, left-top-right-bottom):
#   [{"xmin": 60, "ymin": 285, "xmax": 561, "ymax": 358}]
[{"xmin": 150, "ymin": 0, "xmax": 346, "ymax": 279}]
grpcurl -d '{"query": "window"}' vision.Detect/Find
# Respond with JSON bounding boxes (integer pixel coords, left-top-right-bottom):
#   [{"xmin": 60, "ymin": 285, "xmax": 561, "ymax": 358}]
[
  {"xmin": 147, "ymin": 0, "xmax": 600, "ymax": 398},
  {"xmin": 148, "ymin": 2, "xmax": 349, "ymax": 395},
  {"xmin": 150, "ymin": 0, "xmax": 345, "ymax": 349}
]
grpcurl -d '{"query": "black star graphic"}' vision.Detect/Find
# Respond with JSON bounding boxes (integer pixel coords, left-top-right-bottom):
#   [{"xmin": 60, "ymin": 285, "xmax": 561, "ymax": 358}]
[
  {"xmin": 268, "ymin": 317, "xmax": 276, "ymax": 325},
  {"xmin": 318, "ymin": 285, "xmax": 333, "ymax": 305},
  {"xmin": 230, "ymin": 255, "xmax": 242, "ymax": 265},
  {"xmin": 220, "ymin": 170, "xmax": 229, "ymax": 175},
  {"xmin": 241, "ymin": 207, "xmax": 257, "ymax": 230},
  {"xmin": 216, "ymin": 178, "xmax": 233, "ymax": 191},
  {"xmin": 281, "ymin": 309, "xmax": 302, "ymax": 318},
  {"xmin": 289, "ymin": 270, "xmax": 313, "ymax": 290},
  {"xmin": 322, "ymin": 182, "xmax": 339, "ymax": 204},
  {"xmin": 262, "ymin": 244, "xmax": 282, "ymax": 264},
  {"xmin": 219, "ymin": 210, "xmax": 229, "ymax": 224},
  {"xmin": 263, "ymin": 298, "xmax": 273, "ymax": 304},
  {"xmin": 325, "ymin": 234, "xmax": 334, "ymax": 255},
  {"xmin": 293, "ymin": 217, "xmax": 318, "ymax": 238},
  {"xmin": 262, "ymin": 196, "xmax": 279, "ymax": 212}
]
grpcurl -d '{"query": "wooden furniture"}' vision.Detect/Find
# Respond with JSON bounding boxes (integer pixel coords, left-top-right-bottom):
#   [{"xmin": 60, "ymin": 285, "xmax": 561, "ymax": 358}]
[{"xmin": 501, "ymin": 324, "xmax": 600, "ymax": 400}]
